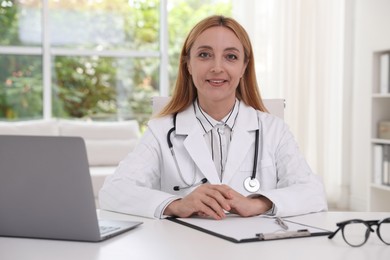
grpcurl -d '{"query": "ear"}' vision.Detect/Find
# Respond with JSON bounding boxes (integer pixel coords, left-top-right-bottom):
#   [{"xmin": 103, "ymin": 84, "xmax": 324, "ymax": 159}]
[
  {"xmin": 240, "ymin": 61, "xmax": 248, "ymax": 78},
  {"xmin": 187, "ymin": 62, "xmax": 192, "ymax": 75}
]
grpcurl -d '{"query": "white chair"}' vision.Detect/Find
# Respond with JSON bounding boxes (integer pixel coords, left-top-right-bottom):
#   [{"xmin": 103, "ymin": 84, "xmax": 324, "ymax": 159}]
[{"xmin": 152, "ymin": 96, "xmax": 285, "ymax": 119}]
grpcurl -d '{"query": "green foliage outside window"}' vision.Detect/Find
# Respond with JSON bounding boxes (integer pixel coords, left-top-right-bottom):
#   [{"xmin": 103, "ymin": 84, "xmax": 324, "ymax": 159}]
[
  {"xmin": 52, "ymin": 56, "xmax": 117, "ymax": 118},
  {"xmin": 0, "ymin": 55, "xmax": 43, "ymax": 119},
  {"xmin": 0, "ymin": 0, "xmax": 231, "ymax": 127}
]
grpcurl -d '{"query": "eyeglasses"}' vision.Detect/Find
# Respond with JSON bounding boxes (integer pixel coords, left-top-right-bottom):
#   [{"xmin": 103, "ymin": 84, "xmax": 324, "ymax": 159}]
[{"xmin": 328, "ymin": 218, "xmax": 390, "ymax": 247}]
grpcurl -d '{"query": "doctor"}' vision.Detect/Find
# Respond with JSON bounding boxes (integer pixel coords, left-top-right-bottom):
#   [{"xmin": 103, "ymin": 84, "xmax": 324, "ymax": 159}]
[{"xmin": 99, "ymin": 15, "xmax": 328, "ymax": 220}]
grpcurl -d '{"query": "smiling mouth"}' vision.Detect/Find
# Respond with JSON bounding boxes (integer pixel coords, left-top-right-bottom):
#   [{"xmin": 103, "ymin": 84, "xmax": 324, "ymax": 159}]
[{"xmin": 207, "ymin": 79, "xmax": 227, "ymax": 85}]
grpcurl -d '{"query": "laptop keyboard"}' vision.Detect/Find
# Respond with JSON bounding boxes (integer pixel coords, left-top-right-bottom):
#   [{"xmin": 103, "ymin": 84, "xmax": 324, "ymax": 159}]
[{"xmin": 99, "ymin": 225, "xmax": 120, "ymax": 235}]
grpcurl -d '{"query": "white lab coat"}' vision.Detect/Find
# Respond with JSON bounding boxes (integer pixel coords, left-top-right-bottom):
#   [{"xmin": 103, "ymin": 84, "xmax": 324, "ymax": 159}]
[{"xmin": 99, "ymin": 102, "xmax": 328, "ymax": 218}]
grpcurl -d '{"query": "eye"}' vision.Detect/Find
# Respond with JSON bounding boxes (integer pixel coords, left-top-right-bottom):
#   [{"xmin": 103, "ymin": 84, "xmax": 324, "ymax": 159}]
[
  {"xmin": 226, "ymin": 54, "xmax": 238, "ymax": 61},
  {"xmin": 198, "ymin": 52, "xmax": 211, "ymax": 58}
]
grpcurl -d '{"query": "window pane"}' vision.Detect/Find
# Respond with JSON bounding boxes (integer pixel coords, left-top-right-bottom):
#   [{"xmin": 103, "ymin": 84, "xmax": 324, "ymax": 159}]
[
  {"xmin": 48, "ymin": 0, "xmax": 160, "ymax": 51},
  {"xmin": 52, "ymin": 56, "xmax": 159, "ymax": 126},
  {"xmin": 0, "ymin": 54, "xmax": 43, "ymax": 120},
  {"xmin": 0, "ymin": 0, "xmax": 42, "ymax": 46},
  {"xmin": 167, "ymin": 0, "xmax": 232, "ymax": 92}
]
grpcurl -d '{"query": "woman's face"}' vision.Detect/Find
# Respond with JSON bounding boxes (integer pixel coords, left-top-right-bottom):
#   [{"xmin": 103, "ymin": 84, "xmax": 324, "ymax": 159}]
[{"xmin": 187, "ymin": 26, "xmax": 247, "ymax": 107}]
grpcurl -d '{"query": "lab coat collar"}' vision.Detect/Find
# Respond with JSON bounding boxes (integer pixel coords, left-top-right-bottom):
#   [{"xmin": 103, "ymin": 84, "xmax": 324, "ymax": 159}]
[
  {"xmin": 175, "ymin": 101, "xmax": 259, "ymax": 185},
  {"xmin": 193, "ymin": 98, "xmax": 240, "ymax": 133},
  {"xmin": 176, "ymin": 100, "xmax": 257, "ymax": 133}
]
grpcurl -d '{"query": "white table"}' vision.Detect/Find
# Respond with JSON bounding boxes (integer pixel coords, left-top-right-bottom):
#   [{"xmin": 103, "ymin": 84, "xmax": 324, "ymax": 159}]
[{"xmin": 0, "ymin": 211, "xmax": 389, "ymax": 260}]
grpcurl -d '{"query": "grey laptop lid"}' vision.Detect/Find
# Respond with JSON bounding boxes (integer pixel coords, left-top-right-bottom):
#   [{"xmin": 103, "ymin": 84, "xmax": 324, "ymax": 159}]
[{"xmin": 0, "ymin": 135, "xmax": 142, "ymax": 242}]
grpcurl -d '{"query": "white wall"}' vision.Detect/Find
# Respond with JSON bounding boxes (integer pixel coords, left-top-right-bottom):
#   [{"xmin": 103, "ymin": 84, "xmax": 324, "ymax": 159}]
[{"xmin": 349, "ymin": 0, "xmax": 390, "ymax": 210}]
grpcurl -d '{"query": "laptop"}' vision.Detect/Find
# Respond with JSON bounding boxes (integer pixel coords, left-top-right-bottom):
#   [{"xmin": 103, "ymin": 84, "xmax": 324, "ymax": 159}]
[{"xmin": 0, "ymin": 135, "xmax": 142, "ymax": 242}]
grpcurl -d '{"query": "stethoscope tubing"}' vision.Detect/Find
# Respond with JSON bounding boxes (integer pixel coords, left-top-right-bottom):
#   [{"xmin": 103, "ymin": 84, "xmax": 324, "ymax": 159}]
[
  {"xmin": 252, "ymin": 129, "xmax": 259, "ymax": 180},
  {"xmin": 168, "ymin": 112, "xmax": 260, "ymax": 192},
  {"xmin": 168, "ymin": 114, "xmax": 196, "ymax": 188}
]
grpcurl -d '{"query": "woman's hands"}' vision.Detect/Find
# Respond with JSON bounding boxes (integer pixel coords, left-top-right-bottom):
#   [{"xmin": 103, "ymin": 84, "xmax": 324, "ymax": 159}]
[
  {"xmin": 163, "ymin": 184, "xmax": 273, "ymax": 220},
  {"xmin": 226, "ymin": 188, "xmax": 273, "ymax": 217},
  {"xmin": 163, "ymin": 184, "xmax": 232, "ymax": 220}
]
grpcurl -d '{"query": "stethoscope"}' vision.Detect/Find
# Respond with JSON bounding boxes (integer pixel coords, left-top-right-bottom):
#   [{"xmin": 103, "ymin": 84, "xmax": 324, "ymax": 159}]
[{"xmin": 167, "ymin": 113, "xmax": 261, "ymax": 193}]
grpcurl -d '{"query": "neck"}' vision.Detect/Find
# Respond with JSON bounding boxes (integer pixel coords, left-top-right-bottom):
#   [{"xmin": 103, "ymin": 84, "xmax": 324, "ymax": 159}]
[{"xmin": 198, "ymin": 98, "xmax": 236, "ymax": 121}]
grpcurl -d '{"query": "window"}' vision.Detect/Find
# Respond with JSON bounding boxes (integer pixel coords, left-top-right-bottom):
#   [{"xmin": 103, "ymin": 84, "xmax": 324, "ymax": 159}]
[{"xmin": 0, "ymin": 0, "xmax": 231, "ymax": 128}]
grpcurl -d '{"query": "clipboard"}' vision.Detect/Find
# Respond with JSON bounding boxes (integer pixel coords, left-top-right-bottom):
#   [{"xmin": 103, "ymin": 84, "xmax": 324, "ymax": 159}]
[{"xmin": 167, "ymin": 214, "xmax": 332, "ymax": 243}]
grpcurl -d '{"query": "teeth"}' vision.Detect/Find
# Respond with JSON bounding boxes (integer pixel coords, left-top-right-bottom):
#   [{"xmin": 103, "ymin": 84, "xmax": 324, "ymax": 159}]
[{"xmin": 209, "ymin": 80, "xmax": 224, "ymax": 83}]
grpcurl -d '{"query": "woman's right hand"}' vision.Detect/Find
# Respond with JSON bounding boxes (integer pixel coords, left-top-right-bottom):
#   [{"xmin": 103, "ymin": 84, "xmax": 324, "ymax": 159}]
[{"xmin": 163, "ymin": 184, "xmax": 233, "ymax": 220}]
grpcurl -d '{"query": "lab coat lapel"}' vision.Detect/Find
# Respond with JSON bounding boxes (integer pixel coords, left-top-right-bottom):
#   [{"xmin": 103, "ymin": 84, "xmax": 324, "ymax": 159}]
[
  {"xmin": 221, "ymin": 129, "xmax": 253, "ymax": 185},
  {"xmin": 222, "ymin": 103, "xmax": 258, "ymax": 185},
  {"xmin": 176, "ymin": 107, "xmax": 221, "ymax": 184},
  {"xmin": 184, "ymin": 132, "xmax": 221, "ymax": 184}
]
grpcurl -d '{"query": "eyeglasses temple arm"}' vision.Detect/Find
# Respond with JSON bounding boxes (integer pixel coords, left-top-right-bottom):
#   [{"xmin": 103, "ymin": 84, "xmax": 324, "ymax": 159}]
[{"xmin": 328, "ymin": 227, "xmax": 341, "ymax": 239}]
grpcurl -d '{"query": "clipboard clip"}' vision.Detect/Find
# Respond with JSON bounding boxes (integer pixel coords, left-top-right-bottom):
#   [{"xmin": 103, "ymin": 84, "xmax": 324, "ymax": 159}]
[{"xmin": 256, "ymin": 229, "xmax": 311, "ymax": 240}]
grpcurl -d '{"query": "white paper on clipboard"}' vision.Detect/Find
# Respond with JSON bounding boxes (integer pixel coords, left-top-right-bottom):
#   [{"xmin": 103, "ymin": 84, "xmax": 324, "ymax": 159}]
[{"xmin": 168, "ymin": 214, "xmax": 331, "ymax": 243}]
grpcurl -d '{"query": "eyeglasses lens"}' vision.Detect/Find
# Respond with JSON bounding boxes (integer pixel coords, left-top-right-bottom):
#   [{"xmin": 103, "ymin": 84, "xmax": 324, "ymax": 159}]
[
  {"xmin": 342, "ymin": 222, "xmax": 369, "ymax": 246},
  {"xmin": 378, "ymin": 219, "xmax": 390, "ymax": 244}
]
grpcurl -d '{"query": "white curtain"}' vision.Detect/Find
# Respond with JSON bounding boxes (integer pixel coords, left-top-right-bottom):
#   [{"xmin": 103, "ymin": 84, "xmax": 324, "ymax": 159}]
[{"xmin": 232, "ymin": 0, "xmax": 348, "ymax": 209}]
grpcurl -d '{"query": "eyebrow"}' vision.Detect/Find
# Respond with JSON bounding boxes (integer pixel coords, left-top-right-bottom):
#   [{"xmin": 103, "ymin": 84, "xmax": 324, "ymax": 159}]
[{"xmin": 196, "ymin": 45, "xmax": 241, "ymax": 53}]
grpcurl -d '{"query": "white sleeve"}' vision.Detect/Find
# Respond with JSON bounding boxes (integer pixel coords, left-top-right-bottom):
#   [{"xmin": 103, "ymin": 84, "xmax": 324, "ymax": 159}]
[
  {"xmin": 99, "ymin": 128, "xmax": 180, "ymax": 219},
  {"xmin": 259, "ymin": 120, "xmax": 328, "ymax": 217}
]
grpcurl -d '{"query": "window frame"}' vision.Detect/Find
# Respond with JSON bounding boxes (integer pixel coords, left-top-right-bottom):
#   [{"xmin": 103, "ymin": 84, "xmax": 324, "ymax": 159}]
[{"xmin": 0, "ymin": 0, "xmax": 169, "ymax": 120}]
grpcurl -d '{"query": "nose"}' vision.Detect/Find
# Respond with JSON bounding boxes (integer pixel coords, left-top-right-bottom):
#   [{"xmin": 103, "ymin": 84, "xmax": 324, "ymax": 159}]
[{"xmin": 210, "ymin": 59, "xmax": 224, "ymax": 73}]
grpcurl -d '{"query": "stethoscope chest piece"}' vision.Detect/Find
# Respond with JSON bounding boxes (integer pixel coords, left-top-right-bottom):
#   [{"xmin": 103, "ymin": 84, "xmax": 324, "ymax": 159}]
[{"xmin": 244, "ymin": 177, "xmax": 260, "ymax": 193}]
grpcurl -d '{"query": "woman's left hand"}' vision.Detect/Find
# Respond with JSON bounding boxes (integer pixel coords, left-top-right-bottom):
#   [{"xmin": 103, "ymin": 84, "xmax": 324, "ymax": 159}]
[{"xmin": 221, "ymin": 186, "xmax": 273, "ymax": 217}]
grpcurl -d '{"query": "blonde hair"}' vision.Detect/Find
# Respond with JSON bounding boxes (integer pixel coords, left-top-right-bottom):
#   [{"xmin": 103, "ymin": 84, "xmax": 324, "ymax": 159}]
[{"xmin": 159, "ymin": 15, "xmax": 267, "ymax": 117}]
